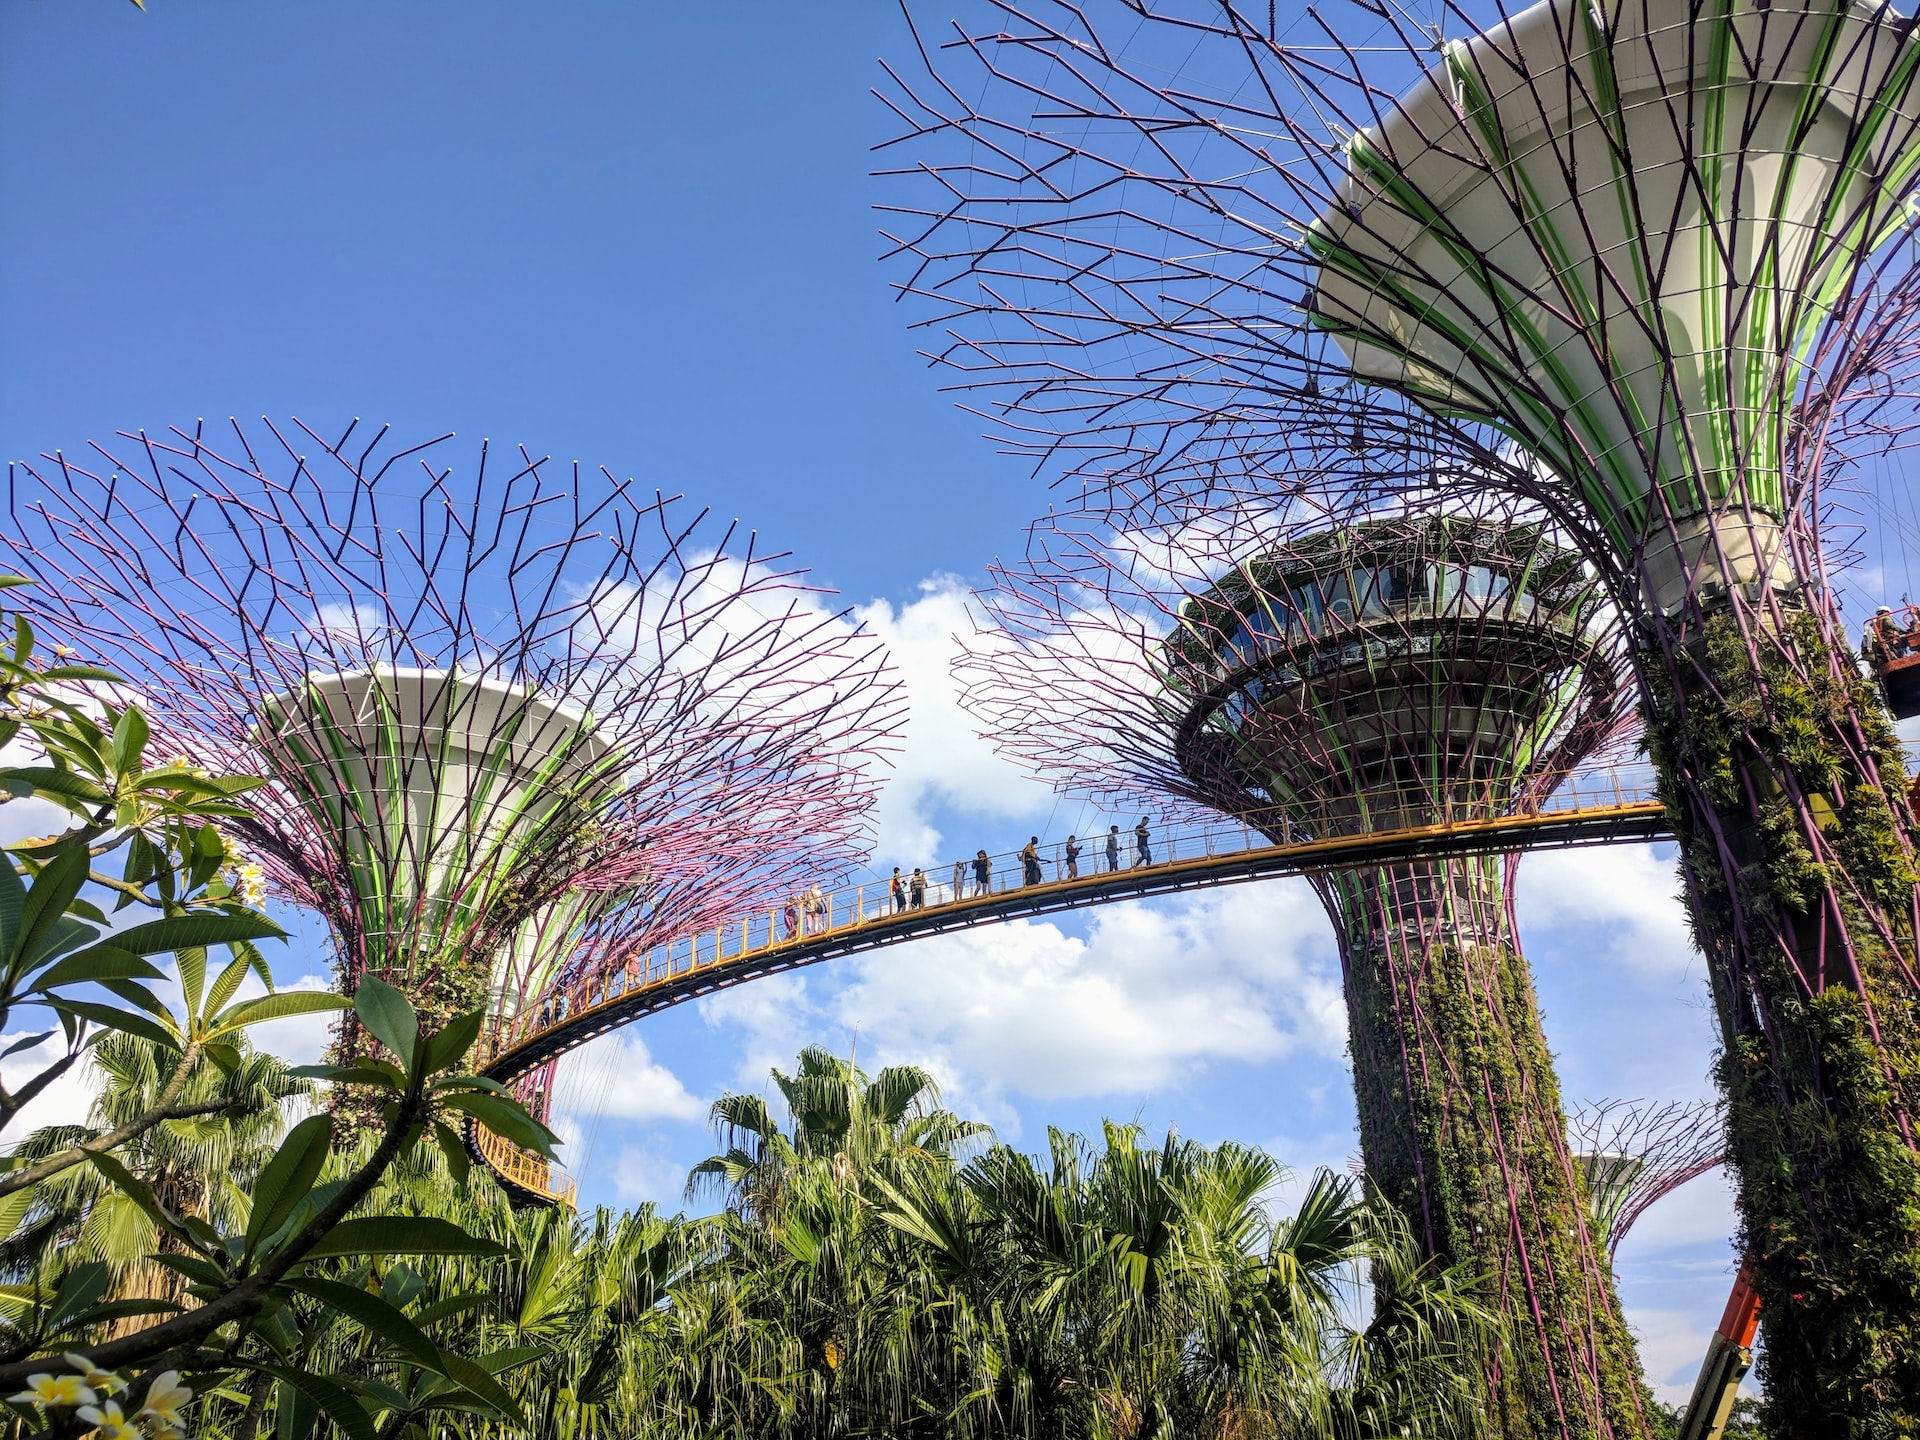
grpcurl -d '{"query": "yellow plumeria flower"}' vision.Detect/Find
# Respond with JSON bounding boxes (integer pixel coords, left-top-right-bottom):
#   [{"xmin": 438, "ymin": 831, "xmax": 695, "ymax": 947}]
[
  {"xmin": 76, "ymin": 1399, "xmax": 140, "ymax": 1440},
  {"xmin": 65, "ymin": 1355, "xmax": 125, "ymax": 1395},
  {"xmin": 137, "ymin": 1371, "xmax": 192, "ymax": 1427},
  {"xmin": 9, "ymin": 1373, "xmax": 95, "ymax": 1407}
]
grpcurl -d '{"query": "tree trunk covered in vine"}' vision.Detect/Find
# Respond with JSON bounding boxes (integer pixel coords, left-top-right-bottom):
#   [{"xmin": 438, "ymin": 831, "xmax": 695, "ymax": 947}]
[
  {"xmin": 1644, "ymin": 605, "xmax": 1920, "ymax": 1437},
  {"xmin": 1318, "ymin": 858, "xmax": 1652, "ymax": 1440}
]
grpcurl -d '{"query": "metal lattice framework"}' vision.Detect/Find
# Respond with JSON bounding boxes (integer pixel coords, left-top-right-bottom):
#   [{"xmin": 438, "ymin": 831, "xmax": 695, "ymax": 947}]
[
  {"xmin": 879, "ymin": 1, "xmax": 1920, "ymax": 1425},
  {"xmin": 2, "ymin": 418, "xmax": 906, "ymax": 1098},
  {"xmin": 1568, "ymin": 1097, "xmax": 1725, "ymax": 1257},
  {"xmin": 956, "ymin": 491, "xmax": 1655, "ymax": 1436}
]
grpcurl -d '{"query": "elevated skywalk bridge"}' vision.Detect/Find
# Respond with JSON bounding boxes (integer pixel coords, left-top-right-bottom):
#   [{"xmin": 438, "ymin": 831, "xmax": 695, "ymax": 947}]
[{"xmin": 472, "ymin": 767, "xmax": 1670, "ymax": 1205}]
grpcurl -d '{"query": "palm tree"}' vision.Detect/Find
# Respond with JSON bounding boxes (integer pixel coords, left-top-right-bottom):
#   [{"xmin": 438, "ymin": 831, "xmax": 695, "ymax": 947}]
[
  {"xmin": 687, "ymin": 1046, "xmax": 989, "ymax": 1220},
  {"xmin": 880, "ymin": 1125, "xmax": 1504, "ymax": 1440}
]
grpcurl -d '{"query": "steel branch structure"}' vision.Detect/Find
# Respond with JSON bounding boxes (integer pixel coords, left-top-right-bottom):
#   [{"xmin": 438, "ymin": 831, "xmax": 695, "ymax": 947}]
[
  {"xmin": 880, "ymin": 1, "xmax": 1920, "ymax": 1424},
  {"xmin": 1568, "ymin": 1098, "xmax": 1725, "ymax": 1257},
  {"xmin": 3, "ymin": 418, "xmax": 905, "ymax": 1158},
  {"xmin": 957, "ymin": 494, "xmax": 1653, "ymax": 1438}
]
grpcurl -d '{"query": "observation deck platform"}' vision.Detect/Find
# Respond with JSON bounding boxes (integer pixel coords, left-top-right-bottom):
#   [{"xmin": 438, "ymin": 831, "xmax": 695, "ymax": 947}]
[{"xmin": 472, "ymin": 771, "xmax": 1669, "ymax": 1205}]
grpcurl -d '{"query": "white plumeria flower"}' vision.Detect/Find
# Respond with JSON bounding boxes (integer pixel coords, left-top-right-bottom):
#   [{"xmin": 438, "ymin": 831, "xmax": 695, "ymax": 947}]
[
  {"xmin": 76, "ymin": 1399, "xmax": 141, "ymax": 1440},
  {"xmin": 138, "ymin": 1371, "xmax": 192, "ymax": 1427},
  {"xmin": 65, "ymin": 1354, "xmax": 124, "ymax": 1395},
  {"xmin": 9, "ymin": 1372, "xmax": 95, "ymax": 1407}
]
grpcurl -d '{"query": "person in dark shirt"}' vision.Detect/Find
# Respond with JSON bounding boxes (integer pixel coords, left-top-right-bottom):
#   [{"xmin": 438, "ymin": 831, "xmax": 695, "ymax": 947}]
[
  {"xmin": 1106, "ymin": 825, "xmax": 1121, "ymax": 872},
  {"xmin": 1064, "ymin": 834, "xmax": 1082, "ymax": 878},
  {"xmin": 973, "ymin": 849, "xmax": 992, "ymax": 896},
  {"xmin": 890, "ymin": 867, "xmax": 907, "ymax": 912},
  {"xmin": 1133, "ymin": 817, "xmax": 1152, "ymax": 867}
]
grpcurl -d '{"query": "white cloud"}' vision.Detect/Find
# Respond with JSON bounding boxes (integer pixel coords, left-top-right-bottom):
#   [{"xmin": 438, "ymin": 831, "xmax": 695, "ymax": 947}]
[
  {"xmin": 610, "ymin": 1139, "xmax": 698, "ymax": 1210},
  {"xmin": 551, "ymin": 1032, "xmax": 705, "ymax": 1126},
  {"xmin": 0, "ymin": 1032, "xmax": 98, "ymax": 1138},
  {"xmin": 1629, "ymin": 1302, "xmax": 1728, "ymax": 1403},
  {"xmin": 1517, "ymin": 844, "xmax": 1699, "ymax": 982},
  {"xmin": 698, "ymin": 878, "xmax": 1345, "ymax": 1129},
  {"xmin": 856, "ymin": 576, "xmax": 1055, "ymax": 861}
]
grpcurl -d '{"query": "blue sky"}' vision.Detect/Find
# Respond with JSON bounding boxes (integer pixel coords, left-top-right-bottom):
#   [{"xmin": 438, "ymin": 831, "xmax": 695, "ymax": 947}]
[{"xmin": 14, "ymin": 0, "xmax": 1914, "ymax": 1402}]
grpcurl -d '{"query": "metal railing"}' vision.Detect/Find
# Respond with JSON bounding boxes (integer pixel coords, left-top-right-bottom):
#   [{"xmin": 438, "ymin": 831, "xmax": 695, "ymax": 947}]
[
  {"xmin": 473, "ymin": 762, "xmax": 1666, "ymax": 1204},
  {"xmin": 472, "ymin": 1122, "xmax": 578, "ymax": 1208}
]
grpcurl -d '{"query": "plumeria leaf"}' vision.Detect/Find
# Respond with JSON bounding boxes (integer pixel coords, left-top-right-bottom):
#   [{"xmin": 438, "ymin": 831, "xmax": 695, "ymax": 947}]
[
  {"xmin": 148, "ymin": 1253, "xmax": 228, "ymax": 1289},
  {"xmin": 176, "ymin": 944, "xmax": 206, "ymax": 1018},
  {"xmin": 203, "ymin": 947, "xmax": 256, "ymax": 1019},
  {"xmin": 420, "ymin": 1009, "xmax": 484, "ymax": 1075},
  {"xmin": 110, "ymin": 912, "xmax": 284, "ymax": 956},
  {"xmin": 288, "ymin": 1063, "xmax": 401, "ymax": 1092},
  {"xmin": 436, "ymin": 1092, "xmax": 556, "ymax": 1157},
  {"xmin": 429, "ymin": 1075, "xmax": 511, "ymax": 1096},
  {"xmin": 352, "ymin": 976, "xmax": 419, "ymax": 1068},
  {"xmin": 52, "ymin": 999, "xmax": 178, "ymax": 1051},
  {"xmin": 0, "ymin": 1031, "xmax": 52, "ymax": 1060},
  {"xmin": 210, "ymin": 990, "xmax": 349, "ymax": 1035},
  {"xmin": 44, "ymin": 1262, "xmax": 109, "ymax": 1329},
  {"xmin": 260, "ymin": 1365, "xmax": 376, "ymax": 1440},
  {"xmin": 430, "ymin": 1122, "xmax": 471, "ymax": 1190},
  {"xmin": 26, "ymin": 946, "xmax": 166, "ymax": 993},
  {"xmin": 286, "ymin": 1277, "xmax": 447, "ymax": 1374},
  {"xmin": 246, "ymin": 1114, "xmax": 333, "ymax": 1257},
  {"xmin": 436, "ymin": 1352, "xmax": 525, "ymax": 1426}
]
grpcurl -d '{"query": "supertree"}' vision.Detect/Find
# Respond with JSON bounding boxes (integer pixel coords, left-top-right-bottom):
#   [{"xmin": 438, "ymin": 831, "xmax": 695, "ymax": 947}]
[
  {"xmin": 879, "ymin": 1, "xmax": 1920, "ymax": 1423},
  {"xmin": 1566, "ymin": 1098, "xmax": 1724, "ymax": 1257},
  {"xmin": 2, "ymin": 418, "xmax": 906, "ymax": 1160},
  {"xmin": 957, "ymin": 491, "xmax": 1654, "ymax": 1438}
]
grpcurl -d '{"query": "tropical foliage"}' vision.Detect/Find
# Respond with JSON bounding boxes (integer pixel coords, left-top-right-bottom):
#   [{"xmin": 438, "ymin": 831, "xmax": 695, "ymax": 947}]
[{"xmin": 14, "ymin": 1045, "xmax": 1492, "ymax": 1440}]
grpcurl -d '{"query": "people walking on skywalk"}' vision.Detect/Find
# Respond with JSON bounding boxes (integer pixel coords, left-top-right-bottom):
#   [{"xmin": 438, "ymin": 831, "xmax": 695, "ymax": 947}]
[
  {"xmin": 1021, "ymin": 837, "xmax": 1043, "ymax": 886},
  {"xmin": 784, "ymin": 898, "xmax": 800, "ymax": 940},
  {"xmin": 973, "ymin": 848, "xmax": 992, "ymax": 896},
  {"xmin": 910, "ymin": 867, "xmax": 927, "ymax": 908},
  {"xmin": 1106, "ymin": 825, "xmax": 1121, "ymax": 872},
  {"xmin": 1064, "ymin": 834, "xmax": 1082, "ymax": 879},
  {"xmin": 890, "ymin": 867, "xmax": 907, "ymax": 912},
  {"xmin": 1133, "ymin": 818, "xmax": 1152, "ymax": 868}
]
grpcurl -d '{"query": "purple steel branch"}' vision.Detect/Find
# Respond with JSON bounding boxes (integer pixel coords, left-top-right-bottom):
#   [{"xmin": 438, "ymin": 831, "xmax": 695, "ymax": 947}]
[{"xmin": 4, "ymin": 417, "xmax": 906, "ymax": 1036}]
